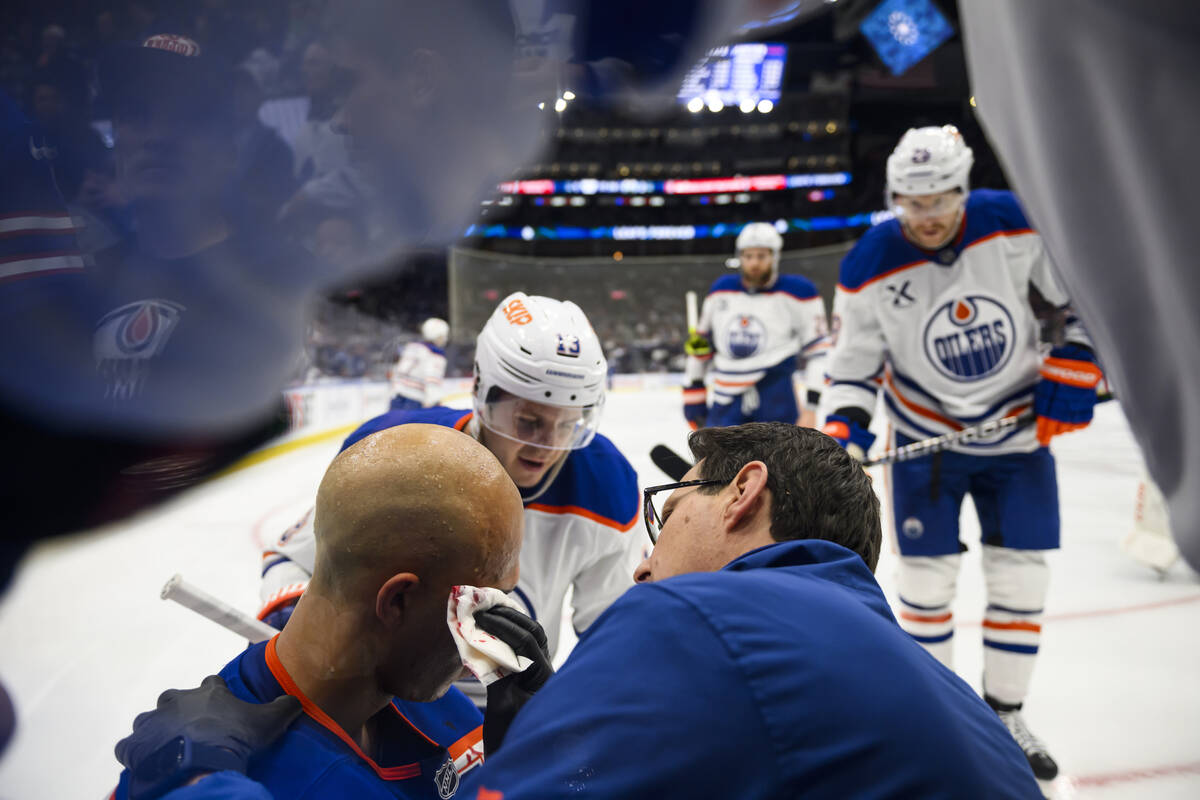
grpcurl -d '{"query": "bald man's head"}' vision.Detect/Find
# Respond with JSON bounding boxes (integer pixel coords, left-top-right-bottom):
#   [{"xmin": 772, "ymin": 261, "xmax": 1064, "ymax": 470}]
[{"xmin": 310, "ymin": 424, "xmax": 523, "ymax": 602}]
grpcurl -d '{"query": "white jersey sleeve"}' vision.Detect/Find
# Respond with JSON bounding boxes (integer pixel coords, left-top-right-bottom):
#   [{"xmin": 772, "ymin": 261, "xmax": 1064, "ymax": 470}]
[
  {"xmin": 390, "ymin": 342, "xmax": 448, "ymax": 406},
  {"xmin": 789, "ymin": 288, "xmax": 830, "ymax": 404},
  {"xmin": 258, "ymin": 507, "xmax": 316, "ymax": 620},
  {"xmin": 822, "ymin": 282, "xmax": 886, "ymax": 419}
]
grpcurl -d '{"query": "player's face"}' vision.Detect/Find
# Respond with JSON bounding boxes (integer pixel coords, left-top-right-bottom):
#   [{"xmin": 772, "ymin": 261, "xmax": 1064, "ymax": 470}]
[
  {"xmin": 480, "ymin": 399, "xmax": 579, "ymax": 487},
  {"xmin": 893, "ymin": 190, "xmax": 965, "ymax": 249},
  {"xmin": 634, "ymin": 462, "xmax": 728, "ymax": 582},
  {"xmin": 739, "ymin": 247, "xmax": 775, "ymax": 289}
]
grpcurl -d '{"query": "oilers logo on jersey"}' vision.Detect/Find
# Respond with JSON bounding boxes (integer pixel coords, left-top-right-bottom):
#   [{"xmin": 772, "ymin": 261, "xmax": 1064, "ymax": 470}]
[
  {"xmin": 726, "ymin": 315, "xmax": 767, "ymax": 358},
  {"xmin": 94, "ymin": 299, "xmax": 185, "ymax": 359},
  {"xmin": 922, "ymin": 295, "xmax": 1014, "ymax": 382}
]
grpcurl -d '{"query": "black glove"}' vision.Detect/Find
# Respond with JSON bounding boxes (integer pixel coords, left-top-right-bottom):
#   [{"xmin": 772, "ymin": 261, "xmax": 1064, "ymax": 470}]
[
  {"xmin": 474, "ymin": 605, "xmax": 553, "ymax": 756},
  {"xmin": 115, "ymin": 675, "xmax": 302, "ymax": 800}
]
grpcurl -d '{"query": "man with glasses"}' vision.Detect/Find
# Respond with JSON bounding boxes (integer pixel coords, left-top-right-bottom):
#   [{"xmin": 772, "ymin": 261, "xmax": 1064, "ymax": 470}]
[
  {"xmin": 820, "ymin": 125, "xmax": 1102, "ymax": 784},
  {"xmin": 465, "ymin": 422, "xmax": 1040, "ymax": 798}
]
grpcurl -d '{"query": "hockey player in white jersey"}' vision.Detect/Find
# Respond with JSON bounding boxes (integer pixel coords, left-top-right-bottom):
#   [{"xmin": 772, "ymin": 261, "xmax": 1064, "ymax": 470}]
[
  {"xmin": 259, "ymin": 293, "xmax": 643, "ymax": 707},
  {"xmin": 683, "ymin": 222, "xmax": 828, "ymax": 429},
  {"xmin": 388, "ymin": 317, "xmax": 449, "ymax": 411},
  {"xmin": 819, "ymin": 126, "xmax": 1104, "ymax": 785}
]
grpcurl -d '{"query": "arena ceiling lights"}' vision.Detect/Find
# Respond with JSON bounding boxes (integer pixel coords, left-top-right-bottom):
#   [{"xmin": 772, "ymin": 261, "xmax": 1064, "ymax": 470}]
[{"xmin": 497, "ymin": 171, "xmax": 851, "ymax": 197}]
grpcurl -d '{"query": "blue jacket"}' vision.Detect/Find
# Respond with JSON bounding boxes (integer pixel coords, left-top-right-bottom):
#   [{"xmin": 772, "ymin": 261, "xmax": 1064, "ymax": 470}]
[{"xmin": 466, "ymin": 539, "xmax": 1041, "ymax": 798}]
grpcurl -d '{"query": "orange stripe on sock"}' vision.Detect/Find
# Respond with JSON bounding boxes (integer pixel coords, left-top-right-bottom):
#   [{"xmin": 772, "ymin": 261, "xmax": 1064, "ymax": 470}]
[
  {"xmin": 983, "ymin": 619, "xmax": 1042, "ymax": 633},
  {"xmin": 900, "ymin": 610, "xmax": 953, "ymax": 624}
]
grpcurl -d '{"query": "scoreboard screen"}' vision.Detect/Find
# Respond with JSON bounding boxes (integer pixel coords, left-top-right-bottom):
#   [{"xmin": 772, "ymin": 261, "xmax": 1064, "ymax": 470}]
[{"xmin": 676, "ymin": 43, "xmax": 788, "ymax": 108}]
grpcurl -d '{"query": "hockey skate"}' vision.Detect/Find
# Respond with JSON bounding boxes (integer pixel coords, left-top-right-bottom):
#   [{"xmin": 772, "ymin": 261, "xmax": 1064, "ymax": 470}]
[{"xmin": 992, "ymin": 702, "xmax": 1058, "ymax": 789}]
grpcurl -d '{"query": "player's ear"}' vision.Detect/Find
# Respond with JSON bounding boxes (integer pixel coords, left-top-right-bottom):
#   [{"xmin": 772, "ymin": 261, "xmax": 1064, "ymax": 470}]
[
  {"xmin": 724, "ymin": 461, "xmax": 768, "ymax": 532},
  {"xmin": 375, "ymin": 573, "xmax": 420, "ymax": 626}
]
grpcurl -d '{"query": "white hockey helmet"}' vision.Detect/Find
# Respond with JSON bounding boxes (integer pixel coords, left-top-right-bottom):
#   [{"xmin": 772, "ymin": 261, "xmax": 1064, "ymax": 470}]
[
  {"xmin": 735, "ymin": 222, "xmax": 783, "ymax": 256},
  {"xmin": 886, "ymin": 125, "xmax": 973, "ymax": 205},
  {"xmin": 420, "ymin": 317, "xmax": 449, "ymax": 347},
  {"xmin": 473, "ymin": 292, "xmax": 607, "ymax": 451},
  {"xmin": 735, "ymin": 222, "xmax": 783, "ymax": 287}
]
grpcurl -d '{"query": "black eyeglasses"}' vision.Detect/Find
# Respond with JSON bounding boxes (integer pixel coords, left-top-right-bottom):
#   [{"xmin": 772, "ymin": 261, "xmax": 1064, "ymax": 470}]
[{"xmin": 642, "ymin": 479, "xmax": 724, "ymax": 544}]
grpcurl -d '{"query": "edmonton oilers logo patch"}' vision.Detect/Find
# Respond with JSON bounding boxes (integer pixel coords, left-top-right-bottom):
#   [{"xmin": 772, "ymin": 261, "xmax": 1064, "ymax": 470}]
[
  {"xmin": 922, "ymin": 295, "xmax": 1014, "ymax": 382},
  {"xmin": 726, "ymin": 315, "xmax": 765, "ymax": 358},
  {"xmin": 94, "ymin": 299, "xmax": 185, "ymax": 358}
]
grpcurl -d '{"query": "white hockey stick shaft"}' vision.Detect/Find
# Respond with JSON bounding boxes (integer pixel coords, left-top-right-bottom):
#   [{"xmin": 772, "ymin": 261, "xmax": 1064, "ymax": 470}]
[
  {"xmin": 685, "ymin": 291, "xmax": 698, "ymax": 334},
  {"xmin": 161, "ymin": 574, "xmax": 278, "ymax": 643}
]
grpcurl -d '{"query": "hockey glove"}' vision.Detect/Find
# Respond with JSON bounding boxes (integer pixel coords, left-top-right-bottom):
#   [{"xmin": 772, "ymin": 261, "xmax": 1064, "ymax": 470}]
[
  {"xmin": 1035, "ymin": 344, "xmax": 1102, "ymax": 446},
  {"xmin": 683, "ymin": 380, "xmax": 707, "ymax": 431},
  {"xmin": 474, "ymin": 605, "xmax": 553, "ymax": 756},
  {"xmin": 683, "ymin": 332, "xmax": 712, "ymax": 358},
  {"xmin": 116, "ymin": 675, "xmax": 301, "ymax": 800},
  {"xmin": 822, "ymin": 413, "xmax": 876, "ymax": 462}
]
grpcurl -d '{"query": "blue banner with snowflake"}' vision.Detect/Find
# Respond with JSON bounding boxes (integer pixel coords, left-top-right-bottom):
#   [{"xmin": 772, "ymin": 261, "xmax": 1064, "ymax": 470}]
[{"xmin": 859, "ymin": 0, "xmax": 954, "ymax": 76}]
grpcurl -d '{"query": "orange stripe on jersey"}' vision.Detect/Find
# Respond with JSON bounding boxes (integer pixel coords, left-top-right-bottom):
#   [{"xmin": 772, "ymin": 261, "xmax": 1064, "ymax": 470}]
[
  {"xmin": 884, "ymin": 370, "xmax": 963, "ymax": 432},
  {"xmin": 525, "ymin": 502, "xmax": 639, "ymax": 532},
  {"xmin": 264, "ymin": 637, "xmax": 422, "ymax": 780},
  {"xmin": 448, "ymin": 725, "xmax": 484, "ymax": 761},
  {"xmin": 982, "ymin": 619, "xmax": 1042, "ymax": 633},
  {"xmin": 476, "ymin": 788, "xmax": 505, "ymax": 800},
  {"xmin": 713, "ymin": 378, "xmax": 757, "ymax": 387},
  {"xmin": 900, "ymin": 610, "xmax": 953, "ymax": 624},
  {"xmin": 454, "ymin": 412, "xmax": 474, "ymax": 432}
]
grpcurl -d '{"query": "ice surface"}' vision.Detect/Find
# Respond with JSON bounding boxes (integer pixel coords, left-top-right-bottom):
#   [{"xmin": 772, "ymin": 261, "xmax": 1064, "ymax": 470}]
[{"xmin": 0, "ymin": 389, "xmax": 1196, "ymax": 798}]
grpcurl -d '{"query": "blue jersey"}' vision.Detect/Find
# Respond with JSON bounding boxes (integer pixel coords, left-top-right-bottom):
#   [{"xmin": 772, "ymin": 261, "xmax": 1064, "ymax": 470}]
[
  {"xmin": 113, "ymin": 638, "xmax": 484, "ymax": 800},
  {"xmin": 465, "ymin": 539, "xmax": 1041, "ymax": 798}
]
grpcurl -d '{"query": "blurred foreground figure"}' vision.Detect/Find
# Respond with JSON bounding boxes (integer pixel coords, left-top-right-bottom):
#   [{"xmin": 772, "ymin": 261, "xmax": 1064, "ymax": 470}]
[{"xmin": 959, "ymin": 0, "xmax": 1200, "ymax": 571}]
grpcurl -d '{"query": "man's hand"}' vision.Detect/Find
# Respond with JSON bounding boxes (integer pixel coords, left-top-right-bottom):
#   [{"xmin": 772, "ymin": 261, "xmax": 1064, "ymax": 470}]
[
  {"xmin": 822, "ymin": 413, "xmax": 876, "ymax": 462},
  {"xmin": 1035, "ymin": 344, "xmax": 1102, "ymax": 445},
  {"xmin": 473, "ymin": 606, "xmax": 553, "ymax": 756},
  {"xmin": 115, "ymin": 675, "xmax": 301, "ymax": 800}
]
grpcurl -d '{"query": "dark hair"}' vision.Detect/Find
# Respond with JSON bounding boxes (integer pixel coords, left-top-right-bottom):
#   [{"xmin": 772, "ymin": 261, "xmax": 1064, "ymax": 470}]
[{"xmin": 688, "ymin": 422, "xmax": 881, "ymax": 572}]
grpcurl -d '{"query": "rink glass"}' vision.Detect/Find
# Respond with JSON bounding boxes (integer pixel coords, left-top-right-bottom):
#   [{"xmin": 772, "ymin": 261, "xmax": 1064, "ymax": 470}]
[{"xmin": 642, "ymin": 479, "xmax": 724, "ymax": 544}]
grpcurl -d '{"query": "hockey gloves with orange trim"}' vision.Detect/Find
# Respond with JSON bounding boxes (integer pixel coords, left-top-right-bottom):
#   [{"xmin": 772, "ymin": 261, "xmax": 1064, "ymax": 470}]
[
  {"xmin": 474, "ymin": 605, "xmax": 553, "ymax": 757},
  {"xmin": 683, "ymin": 380, "xmax": 707, "ymax": 430},
  {"xmin": 1035, "ymin": 344, "xmax": 1102, "ymax": 445},
  {"xmin": 822, "ymin": 412, "xmax": 876, "ymax": 462},
  {"xmin": 116, "ymin": 674, "xmax": 301, "ymax": 800}
]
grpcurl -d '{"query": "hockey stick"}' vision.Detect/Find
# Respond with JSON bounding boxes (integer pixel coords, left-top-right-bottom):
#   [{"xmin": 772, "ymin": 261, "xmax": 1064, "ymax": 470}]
[
  {"xmin": 161, "ymin": 574, "xmax": 279, "ymax": 643},
  {"xmin": 651, "ymin": 394, "xmax": 1116, "ymax": 475},
  {"xmin": 685, "ymin": 290, "xmax": 699, "ymax": 336},
  {"xmin": 860, "ymin": 392, "xmax": 1115, "ymax": 467},
  {"xmin": 651, "ymin": 444, "xmax": 692, "ymax": 481}
]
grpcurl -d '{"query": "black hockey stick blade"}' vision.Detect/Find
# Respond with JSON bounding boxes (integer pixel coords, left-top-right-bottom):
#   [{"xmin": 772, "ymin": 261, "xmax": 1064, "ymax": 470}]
[{"xmin": 651, "ymin": 444, "xmax": 692, "ymax": 481}]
